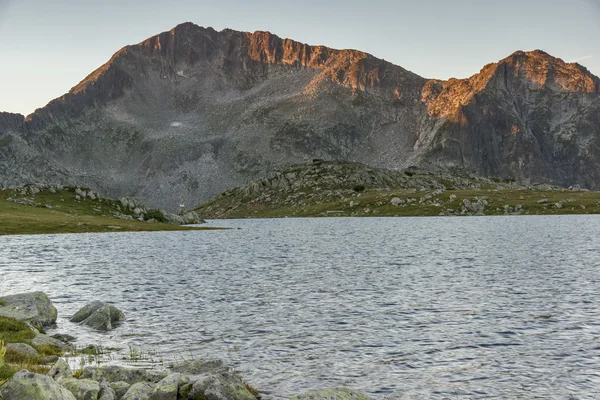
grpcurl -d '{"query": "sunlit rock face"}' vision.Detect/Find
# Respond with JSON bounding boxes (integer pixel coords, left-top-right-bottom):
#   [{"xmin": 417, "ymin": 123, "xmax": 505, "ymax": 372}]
[{"xmin": 0, "ymin": 23, "xmax": 598, "ymax": 210}]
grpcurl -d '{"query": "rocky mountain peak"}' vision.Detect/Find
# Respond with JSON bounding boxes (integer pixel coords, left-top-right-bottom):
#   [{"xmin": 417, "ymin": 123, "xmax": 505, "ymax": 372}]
[{"xmin": 497, "ymin": 49, "xmax": 600, "ymax": 94}]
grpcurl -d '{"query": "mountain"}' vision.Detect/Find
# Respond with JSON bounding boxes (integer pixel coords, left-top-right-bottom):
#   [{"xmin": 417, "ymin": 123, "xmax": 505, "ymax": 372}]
[{"xmin": 1, "ymin": 23, "xmax": 598, "ymax": 210}]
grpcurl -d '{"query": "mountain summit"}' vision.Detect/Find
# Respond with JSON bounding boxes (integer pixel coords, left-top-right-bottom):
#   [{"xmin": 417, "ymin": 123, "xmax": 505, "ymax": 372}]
[{"xmin": 1, "ymin": 23, "xmax": 599, "ymax": 209}]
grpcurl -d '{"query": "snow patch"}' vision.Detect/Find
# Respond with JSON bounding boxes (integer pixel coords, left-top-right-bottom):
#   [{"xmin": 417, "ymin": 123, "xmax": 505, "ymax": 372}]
[{"xmin": 170, "ymin": 122, "xmax": 183, "ymax": 127}]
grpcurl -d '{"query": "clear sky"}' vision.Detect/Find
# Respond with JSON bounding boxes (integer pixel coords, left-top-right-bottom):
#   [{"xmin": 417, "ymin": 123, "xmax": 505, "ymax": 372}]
[{"xmin": 1, "ymin": 0, "xmax": 598, "ymax": 116}]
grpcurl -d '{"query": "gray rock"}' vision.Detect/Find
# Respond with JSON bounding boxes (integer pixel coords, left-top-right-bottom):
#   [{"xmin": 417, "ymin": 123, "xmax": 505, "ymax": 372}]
[
  {"xmin": 31, "ymin": 333, "xmax": 72, "ymax": 352},
  {"xmin": 51, "ymin": 333, "xmax": 77, "ymax": 343},
  {"xmin": 121, "ymin": 382, "xmax": 155, "ymax": 400},
  {"xmin": 98, "ymin": 381, "xmax": 117, "ymax": 400},
  {"xmin": 75, "ymin": 188, "xmax": 87, "ymax": 199},
  {"xmin": 0, "ymin": 292, "xmax": 57, "ymax": 327},
  {"xmin": 291, "ymin": 388, "xmax": 371, "ymax": 400},
  {"xmin": 537, "ymin": 198, "xmax": 549, "ymax": 204},
  {"xmin": 60, "ymin": 378, "xmax": 101, "ymax": 400},
  {"xmin": 5, "ymin": 343, "xmax": 40, "ymax": 360},
  {"xmin": 70, "ymin": 301, "xmax": 125, "ymax": 331},
  {"xmin": 48, "ymin": 358, "xmax": 73, "ymax": 381},
  {"xmin": 110, "ymin": 381, "xmax": 131, "ymax": 399},
  {"xmin": 189, "ymin": 371, "xmax": 256, "ymax": 400},
  {"xmin": 83, "ymin": 365, "xmax": 168, "ymax": 385},
  {"xmin": 462, "ymin": 199, "xmax": 485, "ymax": 215},
  {"xmin": 98, "ymin": 381, "xmax": 116, "ymax": 400},
  {"xmin": 150, "ymin": 373, "xmax": 188, "ymax": 400},
  {"xmin": 0, "ymin": 370, "xmax": 77, "ymax": 400},
  {"xmin": 390, "ymin": 197, "xmax": 404, "ymax": 206}
]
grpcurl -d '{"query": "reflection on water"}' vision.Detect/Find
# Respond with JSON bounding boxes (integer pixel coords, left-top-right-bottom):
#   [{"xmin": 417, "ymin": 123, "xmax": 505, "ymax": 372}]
[{"xmin": 1, "ymin": 216, "xmax": 600, "ymax": 398}]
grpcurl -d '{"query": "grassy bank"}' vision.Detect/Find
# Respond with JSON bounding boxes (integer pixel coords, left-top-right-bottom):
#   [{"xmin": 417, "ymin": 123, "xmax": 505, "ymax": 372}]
[{"xmin": 0, "ymin": 187, "xmax": 216, "ymax": 235}]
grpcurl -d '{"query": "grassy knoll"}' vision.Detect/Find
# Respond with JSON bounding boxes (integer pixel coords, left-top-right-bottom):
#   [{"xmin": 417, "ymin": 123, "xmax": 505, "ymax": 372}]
[
  {"xmin": 0, "ymin": 187, "xmax": 216, "ymax": 235},
  {"xmin": 193, "ymin": 161, "xmax": 600, "ymax": 218},
  {"xmin": 197, "ymin": 187, "xmax": 600, "ymax": 219}
]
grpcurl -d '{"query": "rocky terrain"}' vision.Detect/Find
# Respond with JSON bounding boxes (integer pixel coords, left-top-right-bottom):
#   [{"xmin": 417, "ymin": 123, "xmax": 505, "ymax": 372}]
[
  {"xmin": 0, "ymin": 23, "xmax": 598, "ymax": 211},
  {"xmin": 194, "ymin": 160, "xmax": 600, "ymax": 218},
  {"xmin": 0, "ymin": 292, "xmax": 370, "ymax": 400}
]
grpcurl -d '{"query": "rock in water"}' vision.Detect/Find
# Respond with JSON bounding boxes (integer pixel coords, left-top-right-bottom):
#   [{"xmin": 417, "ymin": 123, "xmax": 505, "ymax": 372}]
[
  {"xmin": 0, "ymin": 370, "xmax": 77, "ymax": 400},
  {"xmin": 70, "ymin": 301, "xmax": 125, "ymax": 331},
  {"xmin": 0, "ymin": 292, "xmax": 57, "ymax": 328},
  {"xmin": 291, "ymin": 388, "xmax": 372, "ymax": 400}
]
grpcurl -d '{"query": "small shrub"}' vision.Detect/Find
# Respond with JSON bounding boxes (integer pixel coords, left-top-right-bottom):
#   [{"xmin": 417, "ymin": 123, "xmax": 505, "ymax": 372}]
[
  {"xmin": 144, "ymin": 209, "xmax": 168, "ymax": 223},
  {"xmin": 243, "ymin": 381, "xmax": 261, "ymax": 398},
  {"xmin": 352, "ymin": 184, "xmax": 365, "ymax": 193}
]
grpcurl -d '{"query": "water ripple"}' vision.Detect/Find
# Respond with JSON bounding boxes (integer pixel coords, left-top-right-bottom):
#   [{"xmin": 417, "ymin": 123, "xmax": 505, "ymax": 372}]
[{"xmin": 1, "ymin": 216, "xmax": 600, "ymax": 398}]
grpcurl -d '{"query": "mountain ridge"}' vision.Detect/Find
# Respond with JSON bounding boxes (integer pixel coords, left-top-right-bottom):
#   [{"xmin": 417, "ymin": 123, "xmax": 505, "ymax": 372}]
[{"xmin": 1, "ymin": 22, "xmax": 599, "ymax": 210}]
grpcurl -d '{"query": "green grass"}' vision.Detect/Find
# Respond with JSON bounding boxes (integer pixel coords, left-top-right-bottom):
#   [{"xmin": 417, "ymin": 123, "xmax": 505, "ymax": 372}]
[
  {"xmin": 0, "ymin": 316, "xmax": 58, "ymax": 383},
  {"xmin": 0, "ymin": 316, "xmax": 36, "ymax": 343},
  {"xmin": 0, "ymin": 187, "xmax": 218, "ymax": 235}
]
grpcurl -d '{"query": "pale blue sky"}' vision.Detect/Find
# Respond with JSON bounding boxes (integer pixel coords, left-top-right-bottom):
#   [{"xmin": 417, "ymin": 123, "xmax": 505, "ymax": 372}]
[{"xmin": 1, "ymin": 0, "xmax": 598, "ymax": 115}]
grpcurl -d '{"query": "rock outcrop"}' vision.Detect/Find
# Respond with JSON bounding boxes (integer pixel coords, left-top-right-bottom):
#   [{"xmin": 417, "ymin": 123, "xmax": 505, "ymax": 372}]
[{"xmin": 0, "ymin": 23, "xmax": 598, "ymax": 210}]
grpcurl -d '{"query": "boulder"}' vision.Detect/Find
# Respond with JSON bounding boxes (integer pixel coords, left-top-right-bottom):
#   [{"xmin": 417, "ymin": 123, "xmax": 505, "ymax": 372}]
[
  {"xmin": 5, "ymin": 343, "xmax": 40, "ymax": 360},
  {"xmin": 70, "ymin": 301, "xmax": 125, "ymax": 331},
  {"xmin": 31, "ymin": 333, "xmax": 72, "ymax": 352},
  {"xmin": 172, "ymin": 359, "xmax": 227, "ymax": 375},
  {"xmin": 390, "ymin": 197, "xmax": 404, "ymax": 206},
  {"xmin": 110, "ymin": 381, "xmax": 131, "ymax": 399},
  {"xmin": 0, "ymin": 370, "xmax": 77, "ymax": 400},
  {"xmin": 48, "ymin": 358, "xmax": 73, "ymax": 381},
  {"xmin": 189, "ymin": 371, "xmax": 256, "ymax": 400},
  {"xmin": 98, "ymin": 381, "xmax": 116, "ymax": 400},
  {"xmin": 0, "ymin": 292, "xmax": 57, "ymax": 327},
  {"xmin": 291, "ymin": 388, "xmax": 371, "ymax": 400},
  {"xmin": 51, "ymin": 333, "xmax": 77, "ymax": 343},
  {"xmin": 121, "ymin": 382, "xmax": 155, "ymax": 400},
  {"xmin": 150, "ymin": 373, "xmax": 188, "ymax": 400},
  {"xmin": 82, "ymin": 365, "xmax": 167, "ymax": 385},
  {"xmin": 60, "ymin": 378, "xmax": 101, "ymax": 400}
]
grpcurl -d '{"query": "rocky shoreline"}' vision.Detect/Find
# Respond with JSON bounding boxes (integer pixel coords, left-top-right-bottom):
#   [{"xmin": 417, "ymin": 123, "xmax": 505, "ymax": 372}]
[{"xmin": 0, "ymin": 292, "xmax": 369, "ymax": 400}]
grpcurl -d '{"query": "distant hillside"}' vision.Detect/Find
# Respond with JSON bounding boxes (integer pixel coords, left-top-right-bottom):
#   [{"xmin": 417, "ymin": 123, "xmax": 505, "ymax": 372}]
[{"xmin": 193, "ymin": 160, "xmax": 600, "ymax": 218}]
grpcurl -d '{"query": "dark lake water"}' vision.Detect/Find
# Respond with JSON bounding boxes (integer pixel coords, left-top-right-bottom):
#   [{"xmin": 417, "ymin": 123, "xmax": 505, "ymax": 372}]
[{"xmin": 2, "ymin": 216, "xmax": 600, "ymax": 399}]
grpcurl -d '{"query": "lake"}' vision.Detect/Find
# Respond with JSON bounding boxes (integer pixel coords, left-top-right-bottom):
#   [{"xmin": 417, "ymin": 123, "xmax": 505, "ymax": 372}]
[{"xmin": 1, "ymin": 216, "xmax": 600, "ymax": 399}]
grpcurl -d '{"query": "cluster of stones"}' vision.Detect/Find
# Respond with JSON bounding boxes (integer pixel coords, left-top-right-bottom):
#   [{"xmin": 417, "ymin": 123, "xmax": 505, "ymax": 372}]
[
  {"xmin": 0, "ymin": 292, "xmax": 371, "ymax": 400},
  {"xmin": 1, "ymin": 360, "xmax": 371, "ymax": 400},
  {"xmin": 0, "ymin": 359, "xmax": 261, "ymax": 400},
  {"xmin": 115, "ymin": 197, "xmax": 203, "ymax": 225}
]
